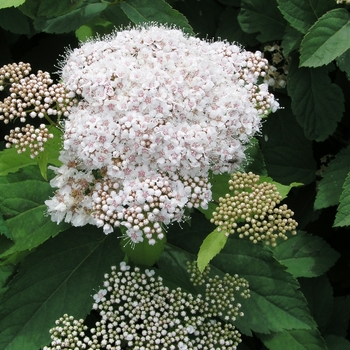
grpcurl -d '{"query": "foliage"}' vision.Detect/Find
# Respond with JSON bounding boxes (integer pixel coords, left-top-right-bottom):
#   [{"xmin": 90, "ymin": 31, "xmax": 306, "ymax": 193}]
[{"xmin": 0, "ymin": 0, "xmax": 350, "ymax": 349}]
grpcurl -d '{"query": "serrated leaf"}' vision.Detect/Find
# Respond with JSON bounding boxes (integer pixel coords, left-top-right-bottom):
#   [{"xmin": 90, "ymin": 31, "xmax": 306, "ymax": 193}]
[
  {"xmin": 334, "ymin": 171, "xmax": 350, "ymax": 227},
  {"xmin": 300, "ymin": 9, "xmax": 350, "ymax": 68},
  {"xmin": 0, "ymin": 126, "xmax": 62, "ymax": 176},
  {"xmin": 0, "ymin": 226, "xmax": 123, "ymax": 350},
  {"xmin": 166, "ymin": 211, "xmax": 315, "ymax": 335},
  {"xmin": 282, "ymin": 25, "xmax": 303, "ymax": 56},
  {"xmin": 260, "ymin": 328, "xmax": 328, "ymax": 350},
  {"xmin": 259, "ymin": 99, "xmax": 317, "ymax": 185},
  {"xmin": 37, "ymin": 0, "xmax": 82, "ymax": 18},
  {"xmin": 120, "ymin": 0, "xmax": 194, "ymax": 35},
  {"xmin": 0, "ymin": 7, "xmax": 32, "ymax": 34},
  {"xmin": 315, "ymin": 145, "xmax": 350, "ymax": 210},
  {"xmin": 0, "ymin": 166, "xmax": 69, "ymax": 258},
  {"xmin": 337, "ymin": 48, "xmax": 350, "ymax": 81},
  {"xmin": 273, "ymin": 231, "xmax": 340, "ymax": 278},
  {"xmin": 287, "ymin": 56, "xmax": 344, "ymax": 141},
  {"xmin": 0, "ymin": 0, "xmax": 25, "ymax": 9},
  {"xmin": 197, "ymin": 228, "xmax": 228, "ymax": 272},
  {"xmin": 299, "ymin": 275, "xmax": 333, "ymax": 332},
  {"xmin": 277, "ymin": 0, "xmax": 335, "ymax": 35},
  {"xmin": 238, "ymin": 0, "xmax": 287, "ymax": 42},
  {"xmin": 34, "ymin": 3, "xmax": 108, "ymax": 33}
]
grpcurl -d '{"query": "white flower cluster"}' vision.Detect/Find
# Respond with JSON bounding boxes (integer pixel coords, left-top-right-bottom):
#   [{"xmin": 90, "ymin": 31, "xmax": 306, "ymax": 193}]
[
  {"xmin": 45, "ymin": 24, "xmax": 278, "ymax": 244},
  {"xmin": 43, "ymin": 261, "xmax": 250, "ymax": 350}
]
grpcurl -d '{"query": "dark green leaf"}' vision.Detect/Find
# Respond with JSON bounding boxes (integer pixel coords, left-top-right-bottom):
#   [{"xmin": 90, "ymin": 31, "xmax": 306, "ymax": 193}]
[
  {"xmin": 38, "ymin": 0, "xmax": 83, "ymax": 17},
  {"xmin": 287, "ymin": 56, "xmax": 344, "ymax": 141},
  {"xmin": 260, "ymin": 328, "xmax": 328, "ymax": 350},
  {"xmin": 243, "ymin": 137, "xmax": 267, "ymax": 176},
  {"xmin": 0, "ymin": 226, "xmax": 123, "ymax": 350},
  {"xmin": 337, "ymin": 48, "xmax": 350, "ymax": 80},
  {"xmin": 0, "ymin": 264, "xmax": 16, "ymax": 296},
  {"xmin": 277, "ymin": 0, "xmax": 335, "ymax": 34},
  {"xmin": 334, "ymin": 171, "xmax": 350, "ymax": 227},
  {"xmin": 299, "ymin": 275, "xmax": 333, "ymax": 332},
  {"xmin": 34, "ymin": 3, "xmax": 108, "ymax": 33},
  {"xmin": 272, "ymin": 231, "xmax": 340, "ymax": 278},
  {"xmin": 100, "ymin": 4, "xmax": 130, "ymax": 27},
  {"xmin": 314, "ymin": 145, "xmax": 350, "ymax": 210},
  {"xmin": 120, "ymin": 0, "xmax": 194, "ymax": 35},
  {"xmin": 300, "ymin": 9, "xmax": 350, "ymax": 67},
  {"xmin": 0, "ymin": 166, "xmax": 69, "ymax": 258},
  {"xmin": 324, "ymin": 335, "xmax": 350, "ymax": 350},
  {"xmin": 18, "ymin": 0, "xmax": 41, "ymax": 19},
  {"xmin": 259, "ymin": 99, "xmax": 317, "ymax": 185},
  {"xmin": 238, "ymin": 0, "xmax": 287, "ymax": 42},
  {"xmin": 0, "ymin": 7, "xmax": 32, "ymax": 34},
  {"xmin": 282, "ymin": 24, "xmax": 303, "ymax": 56}
]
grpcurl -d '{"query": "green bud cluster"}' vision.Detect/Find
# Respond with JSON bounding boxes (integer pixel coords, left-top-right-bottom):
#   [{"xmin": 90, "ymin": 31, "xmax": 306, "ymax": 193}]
[
  {"xmin": 211, "ymin": 172, "xmax": 298, "ymax": 246},
  {"xmin": 44, "ymin": 261, "xmax": 250, "ymax": 349}
]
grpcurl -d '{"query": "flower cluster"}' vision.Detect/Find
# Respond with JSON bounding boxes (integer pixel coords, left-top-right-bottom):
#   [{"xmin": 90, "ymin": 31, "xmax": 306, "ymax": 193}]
[
  {"xmin": 211, "ymin": 172, "xmax": 298, "ymax": 246},
  {"xmin": 0, "ymin": 62, "xmax": 76, "ymax": 156},
  {"xmin": 263, "ymin": 44, "xmax": 288, "ymax": 89},
  {"xmin": 44, "ymin": 261, "xmax": 250, "ymax": 350},
  {"xmin": 45, "ymin": 24, "xmax": 279, "ymax": 243}
]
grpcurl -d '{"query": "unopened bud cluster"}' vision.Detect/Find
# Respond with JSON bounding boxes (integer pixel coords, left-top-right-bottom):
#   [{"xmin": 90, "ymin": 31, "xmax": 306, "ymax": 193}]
[
  {"xmin": 0, "ymin": 62, "xmax": 77, "ymax": 156},
  {"xmin": 211, "ymin": 172, "xmax": 298, "ymax": 246},
  {"xmin": 44, "ymin": 261, "xmax": 249, "ymax": 350},
  {"xmin": 263, "ymin": 44, "xmax": 288, "ymax": 89}
]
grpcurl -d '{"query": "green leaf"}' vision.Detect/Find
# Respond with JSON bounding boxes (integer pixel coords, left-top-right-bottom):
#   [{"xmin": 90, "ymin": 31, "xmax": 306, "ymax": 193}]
[
  {"xmin": 287, "ymin": 56, "xmax": 344, "ymax": 141},
  {"xmin": 314, "ymin": 145, "xmax": 350, "ymax": 210},
  {"xmin": 34, "ymin": 3, "xmax": 108, "ymax": 33},
  {"xmin": 324, "ymin": 335, "xmax": 350, "ymax": 350},
  {"xmin": 0, "ymin": 7, "xmax": 32, "ymax": 34},
  {"xmin": 299, "ymin": 275, "xmax": 333, "ymax": 332},
  {"xmin": 260, "ymin": 328, "xmax": 328, "ymax": 350},
  {"xmin": 0, "ymin": 226, "xmax": 123, "ymax": 350},
  {"xmin": 334, "ymin": 171, "xmax": 350, "ymax": 227},
  {"xmin": 0, "ymin": 166, "xmax": 69, "ymax": 258},
  {"xmin": 300, "ymin": 9, "xmax": 350, "ymax": 68},
  {"xmin": 18, "ymin": 0, "xmax": 41, "ymax": 19},
  {"xmin": 243, "ymin": 138, "xmax": 267, "ymax": 176},
  {"xmin": 121, "ymin": 231, "xmax": 166, "ymax": 266},
  {"xmin": 259, "ymin": 175, "xmax": 302, "ymax": 200},
  {"xmin": 166, "ymin": 211, "xmax": 316, "ymax": 335},
  {"xmin": 197, "ymin": 228, "xmax": 228, "ymax": 272},
  {"xmin": 120, "ymin": 0, "xmax": 194, "ymax": 35},
  {"xmin": 0, "ymin": 264, "xmax": 15, "ymax": 296},
  {"xmin": 273, "ymin": 231, "xmax": 340, "ymax": 278},
  {"xmin": 0, "ymin": 0, "xmax": 25, "ymax": 9},
  {"xmin": 282, "ymin": 25, "xmax": 303, "ymax": 56},
  {"xmin": 75, "ymin": 16, "xmax": 115, "ymax": 41},
  {"xmin": 37, "ymin": 0, "xmax": 83, "ymax": 17},
  {"xmin": 100, "ymin": 4, "xmax": 130, "ymax": 27},
  {"xmin": 238, "ymin": 0, "xmax": 287, "ymax": 42},
  {"xmin": 277, "ymin": 0, "xmax": 335, "ymax": 34},
  {"xmin": 337, "ymin": 48, "xmax": 350, "ymax": 81},
  {"xmin": 259, "ymin": 99, "xmax": 317, "ymax": 185},
  {"xmin": 0, "ymin": 126, "xmax": 62, "ymax": 176}
]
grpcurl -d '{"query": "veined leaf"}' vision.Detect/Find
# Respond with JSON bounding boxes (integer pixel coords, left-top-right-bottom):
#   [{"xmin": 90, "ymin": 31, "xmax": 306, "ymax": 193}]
[
  {"xmin": 0, "ymin": 227, "xmax": 123, "ymax": 350},
  {"xmin": 0, "ymin": 7, "xmax": 32, "ymax": 34},
  {"xmin": 287, "ymin": 56, "xmax": 344, "ymax": 141},
  {"xmin": 277, "ymin": 0, "xmax": 335, "ymax": 35},
  {"xmin": 34, "ymin": 3, "xmax": 108, "ymax": 33},
  {"xmin": 273, "ymin": 231, "xmax": 340, "ymax": 278},
  {"xmin": 300, "ymin": 9, "xmax": 350, "ymax": 67},
  {"xmin": 0, "ymin": 0, "xmax": 25, "ymax": 9},
  {"xmin": 260, "ymin": 329, "xmax": 328, "ymax": 350},
  {"xmin": 120, "ymin": 0, "xmax": 194, "ymax": 35},
  {"xmin": 37, "ymin": 0, "xmax": 83, "ymax": 18},
  {"xmin": 0, "ymin": 166, "xmax": 69, "ymax": 258},
  {"xmin": 238, "ymin": 0, "xmax": 286, "ymax": 42},
  {"xmin": 315, "ymin": 145, "xmax": 350, "ymax": 210},
  {"xmin": 334, "ymin": 171, "xmax": 350, "ymax": 227},
  {"xmin": 197, "ymin": 227, "xmax": 228, "ymax": 272}
]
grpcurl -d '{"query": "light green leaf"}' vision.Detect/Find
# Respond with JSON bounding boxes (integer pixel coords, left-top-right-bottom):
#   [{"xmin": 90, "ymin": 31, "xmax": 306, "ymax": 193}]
[
  {"xmin": 315, "ymin": 145, "xmax": 350, "ymax": 210},
  {"xmin": 334, "ymin": 171, "xmax": 350, "ymax": 227},
  {"xmin": 259, "ymin": 175, "xmax": 302, "ymax": 200},
  {"xmin": 0, "ymin": 166, "xmax": 69, "ymax": 258},
  {"xmin": 0, "ymin": 0, "xmax": 25, "ymax": 9},
  {"xmin": 260, "ymin": 328, "xmax": 328, "ymax": 350},
  {"xmin": 197, "ymin": 228, "xmax": 228, "ymax": 272},
  {"xmin": 300, "ymin": 9, "xmax": 350, "ymax": 67},
  {"xmin": 273, "ymin": 231, "xmax": 340, "ymax": 278},
  {"xmin": 337, "ymin": 48, "xmax": 350, "ymax": 80},
  {"xmin": 166, "ymin": 211, "xmax": 316, "ymax": 335},
  {"xmin": 120, "ymin": 0, "xmax": 193, "ymax": 35},
  {"xmin": 0, "ymin": 226, "xmax": 123, "ymax": 350},
  {"xmin": 259, "ymin": 99, "xmax": 317, "ymax": 185},
  {"xmin": 277, "ymin": 0, "xmax": 335, "ymax": 34},
  {"xmin": 34, "ymin": 3, "xmax": 108, "ymax": 33},
  {"xmin": 0, "ymin": 126, "xmax": 62, "ymax": 177},
  {"xmin": 287, "ymin": 56, "xmax": 344, "ymax": 141},
  {"xmin": 0, "ymin": 7, "xmax": 32, "ymax": 34},
  {"xmin": 75, "ymin": 17, "xmax": 115, "ymax": 41},
  {"xmin": 238, "ymin": 0, "xmax": 286, "ymax": 42}
]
